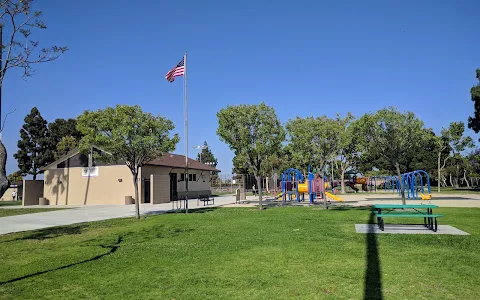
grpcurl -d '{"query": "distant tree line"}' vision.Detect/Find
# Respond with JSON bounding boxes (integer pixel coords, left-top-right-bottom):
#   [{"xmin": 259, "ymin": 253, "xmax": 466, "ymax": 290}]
[{"xmin": 218, "ymin": 68, "xmax": 480, "ymax": 206}]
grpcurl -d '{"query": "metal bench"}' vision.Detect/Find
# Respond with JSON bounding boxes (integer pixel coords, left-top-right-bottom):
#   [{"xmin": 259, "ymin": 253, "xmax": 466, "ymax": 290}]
[{"xmin": 197, "ymin": 195, "xmax": 215, "ymax": 206}]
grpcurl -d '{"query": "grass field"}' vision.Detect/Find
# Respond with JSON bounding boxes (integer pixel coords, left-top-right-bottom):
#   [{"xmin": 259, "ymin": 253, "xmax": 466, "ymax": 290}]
[
  {"xmin": 0, "ymin": 200, "xmax": 21, "ymax": 206},
  {"xmin": 0, "ymin": 208, "xmax": 68, "ymax": 217},
  {"xmin": 0, "ymin": 206, "xmax": 479, "ymax": 299}
]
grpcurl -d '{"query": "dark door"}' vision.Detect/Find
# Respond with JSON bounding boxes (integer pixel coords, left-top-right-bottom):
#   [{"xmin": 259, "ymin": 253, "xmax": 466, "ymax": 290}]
[
  {"xmin": 144, "ymin": 180, "xmax": 151, "ymax": 203},
  {"xmin": 170, "ymin": 173, "xmax": 178, "ymax": 201}
]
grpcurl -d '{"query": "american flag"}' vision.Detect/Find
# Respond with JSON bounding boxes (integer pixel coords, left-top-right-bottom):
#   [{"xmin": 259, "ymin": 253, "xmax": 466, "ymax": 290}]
[{"xmin": 165, "ymin": 57, "xmax": 185, "ymax": 82}]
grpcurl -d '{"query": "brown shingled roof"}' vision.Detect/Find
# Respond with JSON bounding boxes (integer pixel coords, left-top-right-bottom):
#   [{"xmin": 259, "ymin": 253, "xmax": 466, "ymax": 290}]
[{"xmin": 147, "ymin": 153, "xmax": 220, "ymax": 172}]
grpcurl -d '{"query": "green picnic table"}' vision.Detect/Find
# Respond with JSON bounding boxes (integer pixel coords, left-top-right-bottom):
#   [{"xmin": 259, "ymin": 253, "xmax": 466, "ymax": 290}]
[{"xmin": 373, "ymin": 204, "xmax": 443, "ymax": 232}]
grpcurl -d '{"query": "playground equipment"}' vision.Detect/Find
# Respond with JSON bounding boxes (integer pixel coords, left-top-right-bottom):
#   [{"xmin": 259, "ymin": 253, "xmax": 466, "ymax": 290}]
[
  {"xmin": 368, "ymin": 176, "xmax": 400, "ymax": 193},
  {"xmin": 281, "ymin": 166, "xmax": 325, "ymax": 204},
  {"xmin": 400, "ymin": 170, "xmax": 431, "ymax": 200}
]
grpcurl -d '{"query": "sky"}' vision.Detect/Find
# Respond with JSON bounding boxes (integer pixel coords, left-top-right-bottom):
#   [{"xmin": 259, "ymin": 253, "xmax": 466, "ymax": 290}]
[{"xmin": 2, "ymin": 0, "xmax": 479, "ymax": 177}]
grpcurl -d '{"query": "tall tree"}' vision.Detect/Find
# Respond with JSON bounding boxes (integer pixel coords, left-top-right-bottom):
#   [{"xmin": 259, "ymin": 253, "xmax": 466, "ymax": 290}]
[
  {"xmin": 0, "ymin": 0, "xmax": 67, "ymax": 196},
  {"xmin": 196, "ymin": 141, "xmax": 218, "ymax": 166},
  {"xmin": 354, "ymin": 107, "xmax": 426, "ymax": 204},
  {"xmin": 196, "ymin": 141, "xmax": 219, "ymax": 183},
  {"xmin": 468, "ymin": 68, "xmax": 480, "ymax": 135},
  {"xmin": 286, "ymin": 115, "xmax": 341, "ymax": 174},
  {"xmin": 13, "ymin": 107, "xmax": 52, "ymax": 179},
  {"xmin": 48, "ymin": 118, "xmax": 83, "ymax": 158},
  {"xmin": 7, "ymin": 170, "xmax": 21, "ymax": 183},
  {"xmin": 77, "ymin": 104, "xmax": 179, "ymax": 219},
  {"xmin": 440, "ymin": 122, "xmax": 475, "ymax": 188},
  {"xmin": 217, "ymin": 102, "xmax": 285, "ymax": 209},
  {"xmin": 335, "ymin": 113, "xmax": 359, "ymax": 194}
]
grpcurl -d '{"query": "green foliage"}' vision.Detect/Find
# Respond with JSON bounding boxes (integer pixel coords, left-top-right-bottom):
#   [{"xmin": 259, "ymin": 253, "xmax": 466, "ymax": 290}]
[
  {"xmin": 441, "ymin": 121, "xmax": 475, "ymax": 155},
  {"xmin": 13, "ymin": 107, "xmax": 53, "ymax": 179},
  {"xmin": 217, "ymin": 102, "xmax": 285, "ymax": 175},
  {"xmin": 285, "ymin": 115, "xmax": 340, "ymax": 172},
  {"xmin": 7, "ymin": 170, "xmax": 22, "ymax": 183},
  {"xmin": 47, "ymin": 118, "xmax": 83, "ymax": 160},
  {"xmin": 56, "ymin": 136, "xmax": 78, "ymax": 159},
  {"xmin": 77, "ymin": 105, "xmax": 179, "ymax": 219},
  {"xmin": 353, "ymin": 107, "xmax": 426, "ymax": 175},
  {"xmin": 468, "ymin": 69, "xmax": 480, "ymax": 135},
  {"xmin": 217, "ymin": 102, "xmax": 284, "ymax": 208},
  {"xmin": 77, "ymin": 105, "xmax": 179, "ymax": 173},
  {"xmin": 196, "ymin": 141, "xmax": 218, "ymax": 166}
]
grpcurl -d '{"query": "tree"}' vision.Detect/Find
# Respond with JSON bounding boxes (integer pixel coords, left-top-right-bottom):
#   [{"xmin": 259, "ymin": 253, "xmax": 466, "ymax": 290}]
[
  {"xmin": 48, "ymin": 118, "xmax": 82, "ymax": 159},
  {"xmin": 335, "ymin": 113, "xmax": 359, "ymax": 194},
  {"xmin": 0, "ymin": 0, "xmax": 67, "ymax": 197},
  {"xmin": 468, "ymin": 69, "xmax": 480, "ymax": 134},
  {"xmin": 196, "ymin": 141, "xmax": 219, "ymax": 184},
  {"xmin": 7, "ymin": 170, "xmax": 21, "ymax": 183},
  {"xmin": 217, "ymin": 102, "xmax": 285, "ymax": 209},
  {"xmin": 286, "ymin": 116, "xmax": 341, "ymax": 173},
  {"xmin": 439, "ymin": 122, "xmax": 474, "ymax": 188},
  {"xmin": 77, "ymin": 105, "xmax": 179, "ymax": 219},
  {"xmin": 56, "ymin": 135, "xmax": 77, "ymax": 158},
  {"xmin": 13, "ymin": 107, "xmax": 52, "ymax": 179},
  {"xmin": 354, "ymin": 107, "xmax": 426, "ymax": 204}
]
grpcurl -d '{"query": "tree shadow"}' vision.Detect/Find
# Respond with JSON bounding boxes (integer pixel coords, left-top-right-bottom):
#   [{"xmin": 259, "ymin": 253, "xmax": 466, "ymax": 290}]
[
  {"xmin": 1, "ymin": 224, "xmax": 88, "ymax": 243},
  {"xmin": 364, "ymin": 211, "xmax": 383, "ymax": 300},
  {"xmin": 44, "ymin": 168, "xmax": 69, "ymax": 205},
  {"xmin": 0, "ymin": 236, "xmax": 123, "ymax": 285},
  {"xmin": 162, "ymin": 206, "xmax": 221, "ymax": 215}
]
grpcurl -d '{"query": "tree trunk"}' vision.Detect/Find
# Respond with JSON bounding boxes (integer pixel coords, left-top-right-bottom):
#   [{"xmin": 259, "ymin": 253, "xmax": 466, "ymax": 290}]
[
  {"xmin": 133, "ymin": 172, "xmax": 140, "ymax": 219},
  {"xmin": 395, "ymin": 162, "xmax": 406, "ymax": 205},
  {"xmin": 437, "ymin": 151, "xmax": 441, "ymax": 193},
  {"xmin": 449, "ymin": 173, "xmax": 453, "ymax": 187},
  {"xmin": 464, "ymin": 170, "xmax": 470, "ymax": 188},
  {"xmin": 33, "ymin": 174, "xmax": 37, "ymax": 180},
  {"xmin": 256, "ymin": 175, "xmax": 263, "ymax": 210},
  {"xmin": 0, "ymin": 140, "xmax": 9, "ymax": 198},
  {"xmin": 340, "ymin": 168, "xmax": 346, "ymax": 194}
]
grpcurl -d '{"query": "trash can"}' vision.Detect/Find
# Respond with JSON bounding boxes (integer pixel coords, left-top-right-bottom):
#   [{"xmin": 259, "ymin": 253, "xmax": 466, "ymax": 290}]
[{"xmin": 125, "ymin": 196, "xmax": 135, "ymax": 205}]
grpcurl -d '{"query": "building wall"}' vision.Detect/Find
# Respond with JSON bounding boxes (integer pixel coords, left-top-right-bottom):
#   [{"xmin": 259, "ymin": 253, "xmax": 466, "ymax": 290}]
[
  {"xmin": 141, "ymin": 166, "xmax": 170, "ymax": 203},
  {"xmin": 43, "ymin": 166, "xmax": 140, "ymax": 206},
  {"xmin": 1, "ymin": 186, "xmax": 22, "ymax": 201},
  {"xmin": 175, "ymin": 169, "xmax": 211, "ymax": 198},
  {"xmin": 22, "ymin": 180, "xmax": 44, "ymax": 206}
]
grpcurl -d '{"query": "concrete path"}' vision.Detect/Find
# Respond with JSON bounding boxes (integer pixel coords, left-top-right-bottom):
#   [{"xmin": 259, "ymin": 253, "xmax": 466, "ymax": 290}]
[
  {"xmin": 355, "ymin": 224, "xmax": 470, "ymax": 235},
  {"xmin": 0, "ymin": 196, "xmax": 237, "ymax": 236}
]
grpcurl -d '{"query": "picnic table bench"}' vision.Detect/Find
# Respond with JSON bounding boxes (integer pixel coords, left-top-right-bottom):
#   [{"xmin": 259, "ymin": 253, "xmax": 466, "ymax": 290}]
[
  {"xmin": 373, "ymin": 204, "xmax": 443, "ymax": 232},
  {"xmin": 197, "ymin": 195, "xmax": 215, "ymax": 206}
]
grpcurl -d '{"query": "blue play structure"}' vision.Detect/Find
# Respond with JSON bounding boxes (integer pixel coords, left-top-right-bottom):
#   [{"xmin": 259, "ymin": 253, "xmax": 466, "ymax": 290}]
[
  {"xmin": 399, "ymin": 170, "xmax": 431, "ymax": 199},
  {"xmin": 368, "ymin": 176, "xmax": 400, "ymax": 193},
  {"xmin": 281, "ymin": 166, "xmax": 322, "ymax": 204}
]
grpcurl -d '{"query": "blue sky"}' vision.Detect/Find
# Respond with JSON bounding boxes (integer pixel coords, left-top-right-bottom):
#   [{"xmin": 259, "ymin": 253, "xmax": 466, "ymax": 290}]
[{"xmin": 2, "ymin": 0, "xmax": 479, "ymax": 176}]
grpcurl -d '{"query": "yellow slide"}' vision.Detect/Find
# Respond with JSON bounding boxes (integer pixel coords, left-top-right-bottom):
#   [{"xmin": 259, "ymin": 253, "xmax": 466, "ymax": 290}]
[{"xmin": 325, "ymin": 191, "xmax": 344, "ymax": 202}]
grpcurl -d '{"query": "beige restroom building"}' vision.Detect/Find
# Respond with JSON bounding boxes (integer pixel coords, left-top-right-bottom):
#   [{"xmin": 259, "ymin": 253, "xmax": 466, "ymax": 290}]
[{"xmin": 39, "ymin": 147, "xmax": 219, "ymax": 206}]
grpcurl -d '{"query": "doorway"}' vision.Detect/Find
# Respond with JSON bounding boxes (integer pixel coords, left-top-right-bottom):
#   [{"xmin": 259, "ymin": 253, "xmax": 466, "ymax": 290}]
[
  {"xmin": 144, "ymin": 179, "xmax": 151, "ymax": 203},
  {"xmin": 170, "ymin": 173, "xmax": 178, "ymax": 201}
]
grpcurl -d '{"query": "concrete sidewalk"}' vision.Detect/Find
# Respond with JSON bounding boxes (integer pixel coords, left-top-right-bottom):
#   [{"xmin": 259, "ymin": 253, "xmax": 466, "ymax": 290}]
[{"xmin": 0, "ymin": 196, "xmax": 237, "ymax": 236}]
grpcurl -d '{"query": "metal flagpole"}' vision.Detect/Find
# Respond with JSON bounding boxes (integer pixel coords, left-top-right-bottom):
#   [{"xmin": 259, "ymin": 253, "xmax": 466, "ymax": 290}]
[{"xmin": 184, "ymin": 51, "xmax": 189, "ymax": 213}]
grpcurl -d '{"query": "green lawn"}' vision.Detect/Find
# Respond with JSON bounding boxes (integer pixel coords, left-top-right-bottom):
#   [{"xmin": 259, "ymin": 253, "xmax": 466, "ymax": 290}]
[
  {"xmin": 0, "ymin": 208, "xmax": 68, "ymax": 217},
  {"xmin": 0, "ymin": 207, "xmax": 479, "ymax": 299},
  {"xmin": 0, "ymin": 200, "xmax": 22, "ymax": 206}
]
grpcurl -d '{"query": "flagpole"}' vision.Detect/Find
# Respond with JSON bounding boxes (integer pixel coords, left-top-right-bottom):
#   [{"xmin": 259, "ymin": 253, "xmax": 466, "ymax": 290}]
[{"xmin": 184, "ymin": 51, "xmax": 189, "ymax": 213}]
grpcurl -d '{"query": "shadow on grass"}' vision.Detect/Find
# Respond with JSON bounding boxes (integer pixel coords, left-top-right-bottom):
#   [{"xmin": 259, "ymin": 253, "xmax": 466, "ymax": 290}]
[
  {"xmin": 364, "ymin": 211, "xmax": 383, "ymax": 300},
  {"xmin": 1, "ymin": 225, "xmax": 89, "ymax": 244},
  {"xmin": 0, "ymin": 236, "xmax": 123, "ymax": 286},
  {"xmin": 160, "ymin": 206, "xmax": 221, "ymax": 215}
]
